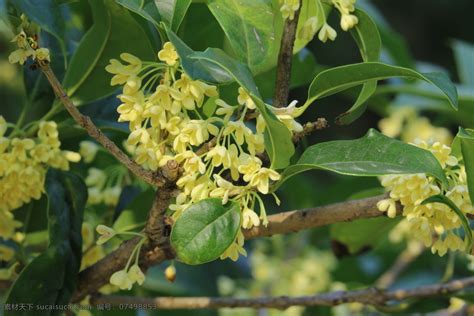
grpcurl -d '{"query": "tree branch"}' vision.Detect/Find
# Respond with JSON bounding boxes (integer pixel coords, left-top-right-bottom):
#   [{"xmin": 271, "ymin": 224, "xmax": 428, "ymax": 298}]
[
  {"xmin": 273, "ymin": 1, "xmax": 302, "ymax": 108},
  {"xmin": 91, "ymin": 276, "xmax": 474, "ymax": 309},
  {"xmin": 72, "ymin": 194, "xmax": 396, "ymax": 302},
  {"xmin": 38, "ymin": 63, "xmax": 176, "ymax": 187},
  {"xmin": 375, "ymin": 242, "xmax": 424, "ymax": 289}
]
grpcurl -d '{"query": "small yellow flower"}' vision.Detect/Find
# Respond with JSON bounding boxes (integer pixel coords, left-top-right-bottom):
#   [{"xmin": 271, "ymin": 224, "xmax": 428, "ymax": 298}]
[
  {"xmin": 242, "ymin": 207, "xmax": 260, "ymax": 229},
  {"xmin": 249, "ymin": 168, "xmax": 281, "ymax": 194},
  {"xmin": 8, "ymin": 48, "xmax": 34, "ymax": 65},
  {"xmin": 340, "ymin": 14, "xmax": 358, "ymax": 31},
  {"xmin": 318, "ymin": 23, "xmax": 337, "ymax": 43},
  {"xmin": 128, "ymin": 264, "xmax": 145, "ymax": 285},
  {"xmin": 96, "ymin": 225, "xmax": 116, "ymax": 245},
  {"xmin": 158, "ymin": 42, "xmax": 179, "ymax": 66},
  {"xmin": 110, "ymin": 269, "xmax": 133, "ymax": 290},
  {"xmin": 237, "ymin": 87, "xmax": 256, "ymax": 110},
  {"xmin": 34, "ymin": 48, "xmax": 51, "ymax": 62},
  {"xmin": 79, "ymin": 141, "xmax": 99, "ymax": 163}
]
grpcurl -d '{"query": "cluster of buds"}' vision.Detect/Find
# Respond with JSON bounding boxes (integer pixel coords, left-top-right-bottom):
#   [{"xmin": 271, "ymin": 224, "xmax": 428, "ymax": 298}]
[{"xmin": 8, "ymin": 16, "xmax": 50, "ymax": 65}]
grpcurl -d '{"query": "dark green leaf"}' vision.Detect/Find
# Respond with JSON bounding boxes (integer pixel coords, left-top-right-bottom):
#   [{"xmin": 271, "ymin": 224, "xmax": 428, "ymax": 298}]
[
  {"xmin": 422, "ymin": 194, "xmax": 472, "ymax": 253},
  {"xmin": 166, "ymin": 28, "xmax": 233, "ymax": 84},
  {"xmin": 170, "ymin": 199, "xmax": 241, "ymax": 265},
  {"xmin": 336, "ymin": 9, "xmax": 381, "ymax": 125},
  {"xmin": 190, "ymin": 47, "xmax": 260, "ymax": 96},
  {"xmin": 253, "ymin": 97, "xmax": 295, "ymax": 170},
  {"xmin": 156, "ymin": 0, "xmax": 191, "ymax": 31},
  {"xmin": 9, "ymin": 0, "xmax": 65, "ymax": 46},
  {"xmin": 6, "ymin": 169, "xmax": 87, "ymax": 315},
  {"xmin": 451, "ymin": 40, "xmax": 474, "ymax": 86},
  {"xmin": 66, "ymin": 0, "xmax": 155, "ymax": 105},
  {"xmin": 63, "ymin": 0, "xmax": 111, "ymax": 97},
  {"xmin": 207, "ymin": 0, "xmax": 276, "ymax": 74},
  {"xmin": 457, "ymin": 127, "xmax": 474, "ymax": 204},
  {"xmin": 276, "ymin": 129, "xmax": 448, "ymax": 189},
  {"xmin": 116, "ymin": 0, "xmax": 161, "ymax": 26},
  {"xmin": 331, "ymin": 217, "xmax": 401, "ymax": 254},
  {"xmin": 304, "ymin": 62, "xmax": 458, "ymax": 116}
]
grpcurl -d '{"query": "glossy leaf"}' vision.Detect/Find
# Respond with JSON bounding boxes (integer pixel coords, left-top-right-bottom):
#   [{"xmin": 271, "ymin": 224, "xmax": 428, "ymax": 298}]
[
  {"xmin": 422, "ymin": 194, "xmax": 472, "ymax": 253},
  {"xmin": 167, "ymin": 29, "xmax": 233, "ymax": 84},
  {"xmin": 65, "ymin": 0, "xmax": 155, "ymax": 105},
  {"xmin": 63, "ymin": 0, "xmax": 111, "ymax": 97},
  {"xmin": 156, "ymin": 0, "xmax": 191, "ymax": 31},
  {"xmin": 170, "ymin": 199, "xmax": 241, "ymax": 265},
  {"xmin": 276, "ymin": 129, "xmax": 448, "ymax": 189},
  {"xmin": 207, "ymin": 0, "xmax": 275, "ymax": 74},
  {"xmin": 457, "ymin": 128, "xmax": 474, "ymax": 204},
  {"xmin": 253, "ymin": 98, "xmax": 295, "ymax": 170},
  {"xmin": 336, "ymin": 9, "xmax": 381, "ymax": 125},
  {"xmin": 9, "ymin": 0, "xmax": 65, "ymax": 45},
  {"xmin": 305, "ymin": 62, "xmax": 458, "ymax": 114},
  {"xmin": 6, "ymin": 170, "xmax": 87, "ymax": 315},
  {"xmin": 116, "ymin": 0, "xmax": 161, "ymax": 26}
]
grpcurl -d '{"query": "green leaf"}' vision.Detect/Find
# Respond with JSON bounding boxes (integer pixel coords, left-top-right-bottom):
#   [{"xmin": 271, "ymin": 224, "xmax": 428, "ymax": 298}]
[
  {"xmin": 422, "ymin": 194, "xmax": 472, "ymax": 253},
  {"xmin": 276, "ymin": 129, "xmax": 448, "ymax": 189},
  {"xmin": 6, "ymin": 169, "xmax": 87, "ymax": 315},
  {"xmin": 457, "ymin": 127, "xmax": 474, "ymax": 204},
  {"xmin": 451, "ymin": 40, "xmax": 474, "ymax": 86},
  {"xmin": 207, "ymin": 0, "xmax": 276, "ymax": 74},
  {"xmin": 190, "ymin": 47, "xmax": 260, "ymax": 96},
  {"xmin": 171, "ymin": 199, "xmax": 241, "ymax": 265},
  {"xmin": 116, "ymin": 0, "xmax": 161, "ymax": 26},
  {"xmin": 253, "ymin": 97, "xmax": 295, "ymax": 170},
  {"xmin": 9, "ymin": 0, "xmax": 65, "ymax": 46},
  {"xmin": 336, "ymin": 9, "xmax": 381, "ymax": 125},
  {"xmin": 63, "ymin": 0, "xmax": 111, "ymax": 97},
  {"xmin": 304, "ymin": 62, "xmax": 458, "ymax": 116},
  {"xmin": 156, "ymin": 0, "xmax": 191, "ymax": 31},
  {"xmin": 166, "ymin": 29, "xmax": 233, "ymax": 84},
  {"xmin": 65, "ymin": 0, "xmax": 155, "ymax": 105},
  {"xmin": 331, "ymin": 217, "xmax": 401, "ymax": 254}
]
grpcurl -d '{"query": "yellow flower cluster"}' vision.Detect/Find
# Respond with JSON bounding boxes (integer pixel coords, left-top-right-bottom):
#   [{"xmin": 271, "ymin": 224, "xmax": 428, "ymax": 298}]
[
  {"xmin": 298, "ymin": 0, "xmax": 358, "ymax": 43},
  {"xmin": 8, "ymin": 17, "xmax": 50, "ymax": 65},
  {"xmin": 0, "ymin": 116, "xmax": 79, "ymax": 240},
  {"xmin": 377, "ymin": 140, "xmax": 473, "ymax": 256},
  {"xmin": 379, "ymin": 107, "xmax": 452, "ymax": 145},
  {"xmin": 105, "ymin": 43, "xmax": 299, "ymax": 264},
  {"xmin": 279, "ymin": 0, "xmax": 300, "ymax": 20}
]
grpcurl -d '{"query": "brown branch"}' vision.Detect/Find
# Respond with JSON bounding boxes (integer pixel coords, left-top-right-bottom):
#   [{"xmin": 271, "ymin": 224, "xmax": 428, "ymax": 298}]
[
  {"xmin": 273, "ymin": 1, "xmax": 302, "ymax": 108},
  {"xmin": 38, "ymin": 63, "xmax": 175, "ymax": 187},
  {"xmin": 72, "ymin": 194, "xmax": 395, "ymax": 302},
  {"xmin": 292, "ymin": 118, "xmax": 328, "ymax": 143},
  {"xmin": 91, "ymin": 276, "xmax": 474, "ymax": 309},
  {"xmin": 375, "ymin": 242, "xmax": 424, "ymax": 289}
]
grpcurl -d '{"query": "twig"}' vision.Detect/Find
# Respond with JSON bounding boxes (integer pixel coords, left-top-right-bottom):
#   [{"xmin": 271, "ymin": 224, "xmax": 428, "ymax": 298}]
[
  {"xmin": 73, "ymin": 194, "xmax": 396, "ymax": 302},
  {"xmin": 38, "ymin": 63, "xmax": 175, "ymax": 187},
  {"xmin": 273, "ymin": 1, "xmax": 302, "ymax": 108},
  {"xmin": 91, "ymin": 276, "xmax": 474, "ymax": 309},
  {"xmin": 375, "ymin": 242, "xmax": 424, "ymax": 289},
  {"xmin": 292, "ymin": 118, "xmax": 328, "ymax": 143}
]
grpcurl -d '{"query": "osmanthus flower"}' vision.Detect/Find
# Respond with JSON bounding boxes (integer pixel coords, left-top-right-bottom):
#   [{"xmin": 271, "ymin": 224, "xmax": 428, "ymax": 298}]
[
  {"xmin": 279, "ymin": 0, "xmax": 300, "ymax": 20},
  {"xmin": 0, "ymin": 244, "xmax": 15, "ymax": 261},
  {"xmin": 96, "ymin": 225, "xmax": 116, "ymax": 245},
  {"xmin": 0, "ymin": 116, "xmax": 80, "ymax": 240},
  {"xmin": 8, "ymin": 22, "xmax": 51, "ymax": 65},
  {"xmin": 109, "ymin": 270, "xmax": 133, "ymax": 290},
  {"xmin": 378, "ymin": 139, "xmax": 473, "ymax": 257},
  {"xmin": 105, "ymin": 41, "xmax": 301, "ymax": 263},
  {"xmin": 79, "ymin": 141, "xmax": 99, "ymax": 163}
]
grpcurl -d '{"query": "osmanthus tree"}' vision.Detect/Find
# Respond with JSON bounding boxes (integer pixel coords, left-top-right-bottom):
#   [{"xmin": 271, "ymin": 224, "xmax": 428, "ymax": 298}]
[{"xmin": 0, "ymin": 0, "xmax": 473, "ymax": 315}]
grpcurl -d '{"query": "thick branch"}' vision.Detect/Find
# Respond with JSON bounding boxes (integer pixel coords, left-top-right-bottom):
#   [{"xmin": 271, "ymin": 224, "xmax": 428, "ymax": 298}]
[
  {"xmin": 73, "ymin": 194, "xmax": 395, "ymax": 302},
  {"xmin": 273, "ymin": 2, "xmax": 302, "ymax": 108},
  {"xmin": 91, "ymin": 276, "xmax": 474, "ymax": 309},
  {"xmin": 39, "ymin": 63, "xmax": 174, "ymax": 187}
]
